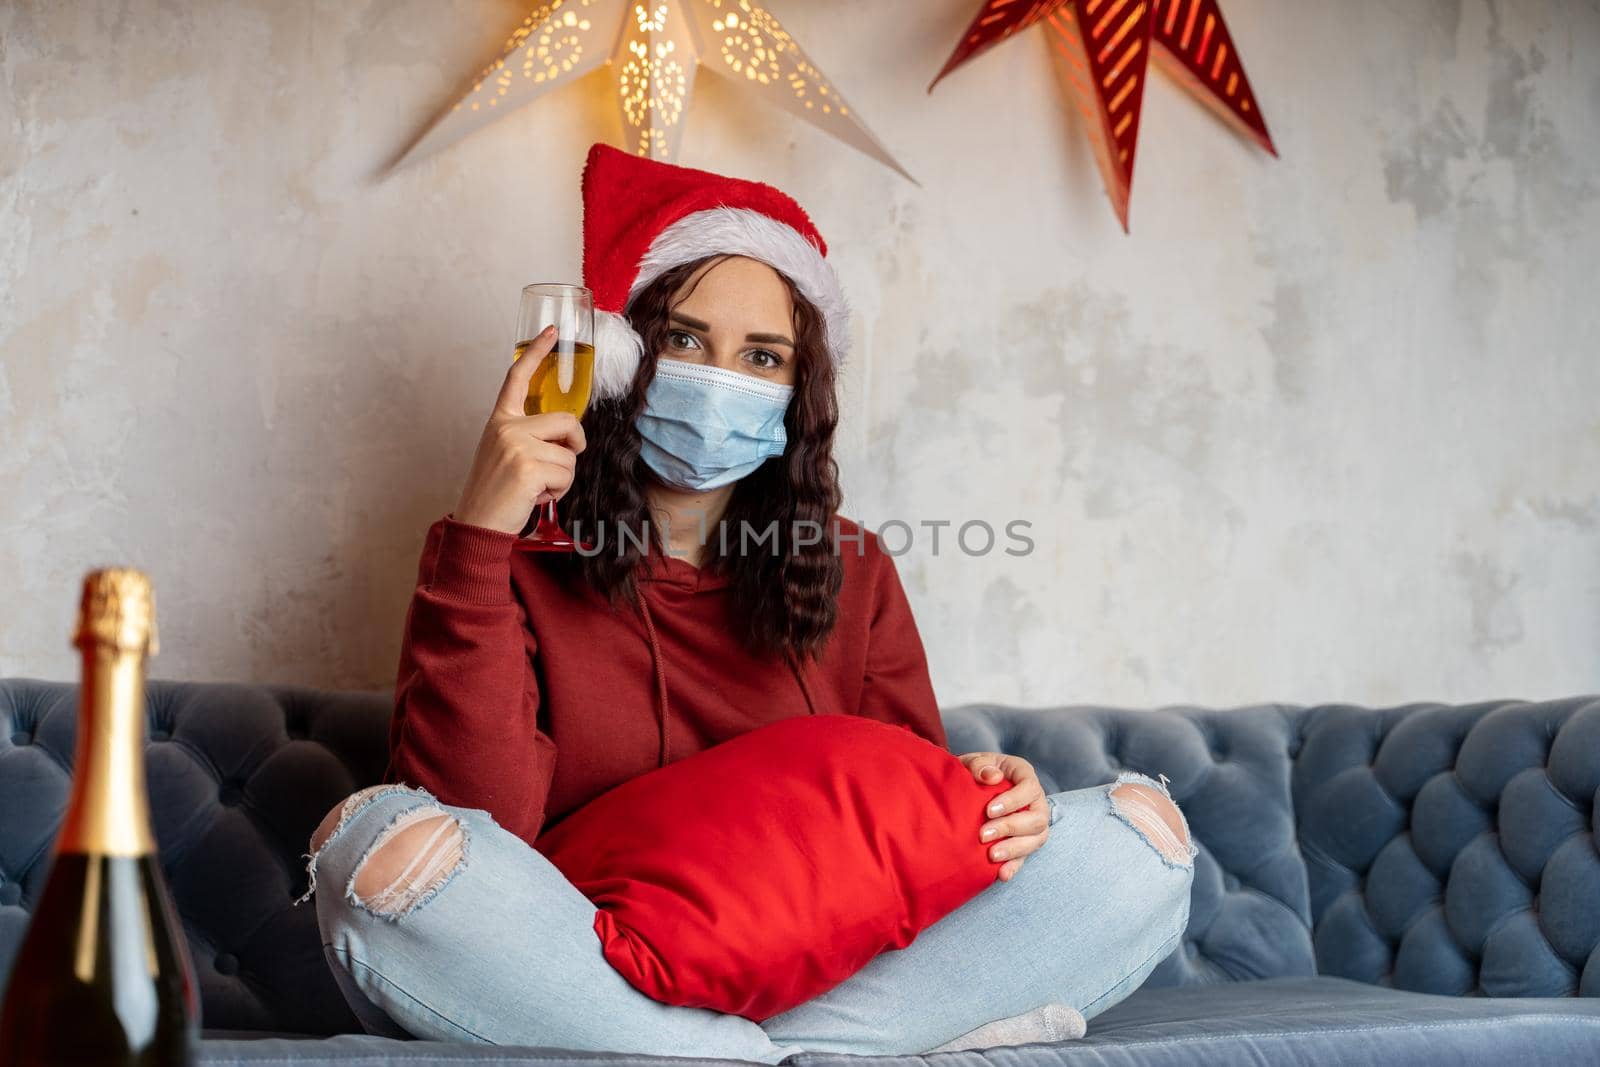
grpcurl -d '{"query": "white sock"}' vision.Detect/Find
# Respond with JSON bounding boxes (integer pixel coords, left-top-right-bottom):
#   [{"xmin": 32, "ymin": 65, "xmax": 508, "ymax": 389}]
[{"xmin": 924, "ymin": 1002, "xmax": 1087, "ymax": 1053}]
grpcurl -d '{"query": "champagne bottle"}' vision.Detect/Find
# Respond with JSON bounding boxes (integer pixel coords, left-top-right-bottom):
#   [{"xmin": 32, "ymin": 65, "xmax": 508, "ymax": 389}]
[{"xmin": 0, "ymin": 568, "xmax": 200, "ymax": 1065}]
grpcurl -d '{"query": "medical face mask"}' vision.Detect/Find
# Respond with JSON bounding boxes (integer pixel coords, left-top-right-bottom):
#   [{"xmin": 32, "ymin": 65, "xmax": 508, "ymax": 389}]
[{"xmin": 635, "ymin": 359, "xmax": 794, "ymax": 491}]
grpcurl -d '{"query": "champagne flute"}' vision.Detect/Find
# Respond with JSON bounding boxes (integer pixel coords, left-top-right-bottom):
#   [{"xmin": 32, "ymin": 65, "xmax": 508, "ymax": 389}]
[{"xmin": 514, "ymin": 283, "xmax": 594, "ymax": 552}]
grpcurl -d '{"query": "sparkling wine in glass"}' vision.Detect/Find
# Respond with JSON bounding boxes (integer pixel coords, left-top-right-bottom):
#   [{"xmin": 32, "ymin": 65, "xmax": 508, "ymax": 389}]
[{"xmin": 514, "ymin": 283, "xmax": 594, "ymax": 552}]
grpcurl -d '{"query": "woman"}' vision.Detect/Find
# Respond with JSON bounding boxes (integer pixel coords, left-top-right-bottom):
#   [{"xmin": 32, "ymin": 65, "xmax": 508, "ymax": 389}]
[{"xmin": 296, "ymin": 144, "xmax": 1196, "ymax": 1060}]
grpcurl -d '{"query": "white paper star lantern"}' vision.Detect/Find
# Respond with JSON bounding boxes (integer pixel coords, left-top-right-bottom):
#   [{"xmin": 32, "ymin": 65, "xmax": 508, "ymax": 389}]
[{"xmin": 393, "ymin": 0, "xmax": 915, "ymax": 182}]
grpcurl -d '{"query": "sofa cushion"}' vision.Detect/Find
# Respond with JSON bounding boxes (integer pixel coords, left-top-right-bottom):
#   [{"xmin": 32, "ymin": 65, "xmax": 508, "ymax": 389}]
[
  {"xmin": 1024, "ymin": 975, "xmax": 1600, "ymax": 1067},
  {"xmin": 194, "ymin": 1032, "xmax": 612, "ymax": 1061},
  {"xmin": 191, "ymin": 978, "xmax": 1600, "ymax": 1064}
]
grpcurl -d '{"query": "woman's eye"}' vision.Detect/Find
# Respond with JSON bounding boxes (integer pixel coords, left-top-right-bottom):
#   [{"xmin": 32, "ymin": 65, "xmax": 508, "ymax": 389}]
[
  {"xmin": 747, "ymin": 349, "xmax": 784, "ymax": 369},
  {"xmin": 667, "ymin": 330, "xmax": 699, "ymax": 349}
]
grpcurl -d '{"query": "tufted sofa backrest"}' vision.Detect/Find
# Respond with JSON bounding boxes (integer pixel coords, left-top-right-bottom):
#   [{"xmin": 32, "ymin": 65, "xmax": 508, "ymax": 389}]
[
  {"xmin": 2, "ymin": 678, "xmax": 1596, "ymax": 1038},
  {"xmin": 0, "ymin": 678, "xmax": 392, "ymax": 1036},
  {"xmin": 1293, "ymin": 698, "xmax": 1600, "ymax": 997},
  {"xmin": 951, "ymin": 696, "xmax": 1600, "ymax": 999}
]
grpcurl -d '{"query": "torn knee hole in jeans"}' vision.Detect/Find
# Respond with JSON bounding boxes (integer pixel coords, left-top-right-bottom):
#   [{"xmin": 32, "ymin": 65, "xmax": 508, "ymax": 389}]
[
  {"xmin": 294, "ymin": 783, "xmax": 427, "ymax": 907},
  {"xmin": 345, "ymin": 805, "xmax": 468, "ymax": 921},
  {"xmin": 1108, "ymin": 775, "xmax": 1197, "ymax": 870},
  {"xmin": 317, "ymin": 784, "xmax": 394, "ymax": 850}
]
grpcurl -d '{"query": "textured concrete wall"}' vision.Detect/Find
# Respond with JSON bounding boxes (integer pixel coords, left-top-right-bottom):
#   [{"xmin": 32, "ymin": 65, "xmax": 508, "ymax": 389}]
[{"xmin": 3, "ymin": 0, "xmax": 1597, "ymax": 708}]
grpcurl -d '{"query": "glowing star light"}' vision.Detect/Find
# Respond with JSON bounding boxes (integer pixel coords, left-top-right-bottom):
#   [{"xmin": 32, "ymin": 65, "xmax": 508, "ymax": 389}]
[
  {"xmin": 393, "ymin": 0, "xmax": 914, "ymax": 182},
  {"xmin": 931, "ymin": 0, "xmax": 1277, "ymax": 231}
]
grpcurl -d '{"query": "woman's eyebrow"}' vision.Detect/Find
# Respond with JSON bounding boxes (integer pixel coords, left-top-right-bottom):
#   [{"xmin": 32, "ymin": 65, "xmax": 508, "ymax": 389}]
[{"xmin": 670, "ymin": 312, "xmax": 795, "ymax": 348}]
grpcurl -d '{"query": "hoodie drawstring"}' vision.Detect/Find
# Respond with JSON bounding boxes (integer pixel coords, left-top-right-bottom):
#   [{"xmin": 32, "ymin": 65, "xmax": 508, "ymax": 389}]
[
  {"xmin": 636, "ymin": 585, "xmax": 820, "ymax": 770},
  {"xmin": 786, "ymin": 648, "xmax": 819, "ymax": 717},
  {"xmin": 636, "ymin": 589, "xmax": 671, "ymax": 768}
]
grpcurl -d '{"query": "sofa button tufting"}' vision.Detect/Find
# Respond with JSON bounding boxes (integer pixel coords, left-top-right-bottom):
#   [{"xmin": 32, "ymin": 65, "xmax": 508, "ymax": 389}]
[
  {"xmin": 0, "ymin": 883, "xmax": 20, "ymax": 906},
  {"xmin": 218, "ymin": 783, "xmax": 243, "ymax": 806},
  {"xmin": 10, "ymin": 731, "xmax": 30, "ymax": 746},
  {"xmin": 150, "ymin": 729, "xmax": 170, "ymax": 741},
  {"xmin": 215, "ymin": 952, "xmax": 239, "ymax": 975}
]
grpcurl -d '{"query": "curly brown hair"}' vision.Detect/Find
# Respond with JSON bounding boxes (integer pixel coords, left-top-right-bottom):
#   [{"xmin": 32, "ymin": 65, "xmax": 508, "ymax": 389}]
[{"xmin": 549, "ymin": 254, "xmax": 845, "ymax": 664}]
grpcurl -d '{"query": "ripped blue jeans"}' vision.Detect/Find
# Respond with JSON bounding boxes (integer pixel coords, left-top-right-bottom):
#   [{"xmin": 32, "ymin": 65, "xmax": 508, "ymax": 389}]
[{"xmin": 295, "ymin": 771, "xmax": 1196, "ymax": 1060}]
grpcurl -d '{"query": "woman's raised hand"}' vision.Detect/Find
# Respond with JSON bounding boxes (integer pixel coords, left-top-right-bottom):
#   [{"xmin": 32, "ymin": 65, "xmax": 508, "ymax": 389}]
[{"xmin": 451, "ymin": 324, "xmax": 589, "ymax": 536}]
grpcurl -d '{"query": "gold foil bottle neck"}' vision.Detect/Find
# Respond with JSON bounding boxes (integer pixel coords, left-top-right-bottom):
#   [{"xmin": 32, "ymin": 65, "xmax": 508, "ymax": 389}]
[{"xmin": 73, "ymin": 567, "xmax": 159, "ymax": 657}]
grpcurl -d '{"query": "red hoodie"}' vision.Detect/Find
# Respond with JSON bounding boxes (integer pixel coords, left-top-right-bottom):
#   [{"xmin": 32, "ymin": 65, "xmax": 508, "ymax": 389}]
[{"xmin": 382, "ymin": 513, "xmax": 949, "ymax": 849}]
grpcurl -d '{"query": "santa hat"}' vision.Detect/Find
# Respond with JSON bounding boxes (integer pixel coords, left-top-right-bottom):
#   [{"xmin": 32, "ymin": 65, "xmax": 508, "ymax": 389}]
[{"xmin": 580, "ymin": 142, "xmax": 851, "ymax": 400}]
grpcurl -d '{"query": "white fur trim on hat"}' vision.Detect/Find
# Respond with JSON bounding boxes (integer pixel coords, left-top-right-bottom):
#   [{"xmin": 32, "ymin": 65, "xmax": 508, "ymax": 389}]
[
  {"xmin": 592, "ymin": 309, "xmax": 643, "ymax": 401},
  {"xmin": 628, "ymin": 206, "xmax": 852, "ymax": 366}
]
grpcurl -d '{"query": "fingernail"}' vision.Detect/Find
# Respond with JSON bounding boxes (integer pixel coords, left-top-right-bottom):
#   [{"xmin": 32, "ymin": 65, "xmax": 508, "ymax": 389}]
[
  {"xmin": 988, "ymin": 801, "xmax": 1003, "ymax": 815},
  {"xmin": 980, "ymin": 826, "xmax": 995, "ymax": 840}
]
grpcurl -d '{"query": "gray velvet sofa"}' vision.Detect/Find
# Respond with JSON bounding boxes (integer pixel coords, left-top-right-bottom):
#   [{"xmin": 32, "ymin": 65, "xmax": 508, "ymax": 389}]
[{"xmin": 1, "ymin": 677, "xmax": 1597, "ymax": 1065}]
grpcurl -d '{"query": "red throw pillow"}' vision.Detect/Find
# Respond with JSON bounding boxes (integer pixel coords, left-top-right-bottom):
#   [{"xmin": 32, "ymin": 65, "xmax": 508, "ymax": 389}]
[{"xmin": 532, "ymin": 714, "xmax": 1011, "ymax": 1021}]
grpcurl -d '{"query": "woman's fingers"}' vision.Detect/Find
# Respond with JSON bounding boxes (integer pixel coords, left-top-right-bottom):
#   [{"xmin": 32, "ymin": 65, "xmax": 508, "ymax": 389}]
[
  {"xmin": 960, "ymin": 752, "xmax": 1007, "ymax": 785},
  {"xmin": 980, "ymin": 795, "xmax": 1050, "ymax": 849},
  {"xmin": 978, "ymin": 755, "xmax": 1041, "ymax": 817},
  {"xmin": 996, "ymin": 846, "xmax": 1039, "ymax": 881},
  {"xmin": 511, "ymin": 410, "xmax": 587, "ymax": 453},
  {"xmin": 526, "ymin": 440, "xmax": 578, "ymax": 501},
  {"xmin": 958, "ymin": 752, "xmax": 1051, "ymax": 864},
  {"xmin": 987, "ymin": 798, "xmax": 1052, "ymax": 880},
  {"xmin": 494, "ymin": 324, "xmax": 557, "ymax": 418}
]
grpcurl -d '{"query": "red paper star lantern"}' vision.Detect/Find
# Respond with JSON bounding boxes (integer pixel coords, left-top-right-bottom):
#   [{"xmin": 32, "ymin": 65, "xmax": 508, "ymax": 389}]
[{"xmin": 931, "ymin": 0, "xmax": 1277, "ymax": 231}]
